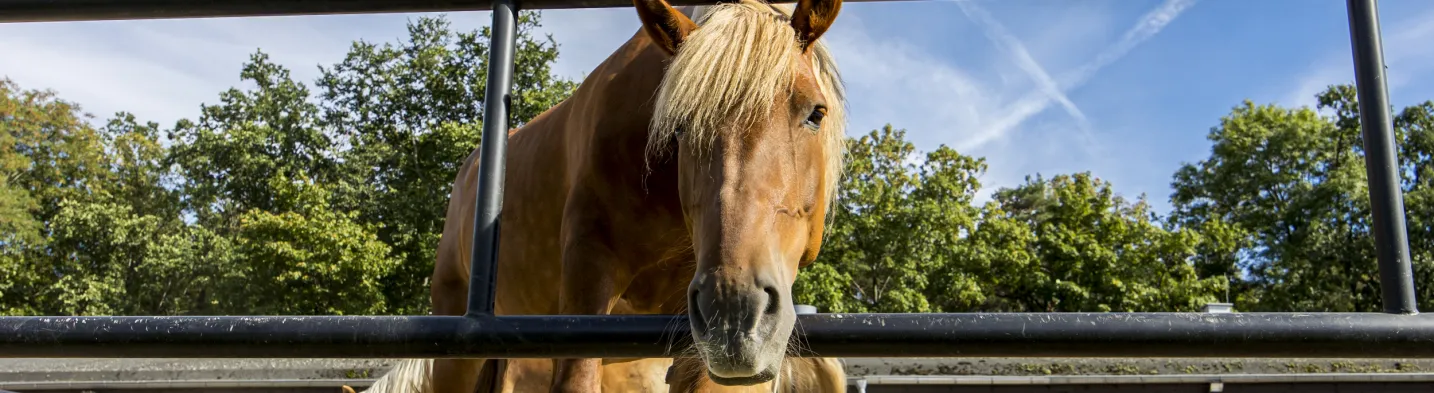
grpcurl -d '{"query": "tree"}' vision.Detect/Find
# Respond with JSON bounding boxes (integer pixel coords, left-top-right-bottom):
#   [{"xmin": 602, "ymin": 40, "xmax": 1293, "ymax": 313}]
[
  {"xmin": 220, "ymin": 174, "xmax": 400, "ymax": 315},
  {"xmin": 965, "ymin": 173, "xmax": 1225, "ymax": 312},
  {"xmin": 315, "ymin": 13, "xmax": 578, "ymax": 313},
  {"xmin": 796, "ymin": 125, "xmax": 985, "ymax": 313},
  {"xmin": 798, "ymin": 125, "xmax": 1224, "ymax": 314},
  {"xmin": 0, "ymin": 79, "xmax": 110, "ymax": 225},
  {"xmin": 0, "ymin": 78, "xmax": 111, "ymax": 315},
  {"xmin": 1396, "ymin": 100, "xmax": 1434, "ymax": 309},
  {"xmin": 166, "ymin": 51, "xmax": 340, "ymax": 230},
  {"xmin": 1170, "ymin": 84, "xmax": 1434, "ymax": 312},
  {"xmin": 1, "ymin": 75, "xmax": 236, "ymax": 316},
  {"xmin": 3, "ymin": 12, "xmax": 581, "ymax": 317}
]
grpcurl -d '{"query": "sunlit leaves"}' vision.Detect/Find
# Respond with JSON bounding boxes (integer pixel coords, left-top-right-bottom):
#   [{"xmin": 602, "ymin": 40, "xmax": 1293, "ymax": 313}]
[{"xmin": 797, "ymin": 126, "xmax": 1223, "ymax": 313}]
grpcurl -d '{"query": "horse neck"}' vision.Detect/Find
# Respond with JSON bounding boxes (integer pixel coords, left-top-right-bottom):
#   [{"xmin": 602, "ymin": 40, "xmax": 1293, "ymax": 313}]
[
  {"xmin": 565, "ymin": 29, "xmax": 683, "ymax": 196},
  {"xmin": 533, "ymin": 29, "xmax": 688, "ymax": 265}
]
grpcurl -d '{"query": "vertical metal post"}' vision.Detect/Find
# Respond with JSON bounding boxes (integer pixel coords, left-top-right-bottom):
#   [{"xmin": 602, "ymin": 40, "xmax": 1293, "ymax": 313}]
[
  {"xmin": 466, "ymin": 0, "xmax": 519, "ymax": 317},
  {"xmin": 1346, "ymin": 0, "xmax": 1418, "ymax": 314}
]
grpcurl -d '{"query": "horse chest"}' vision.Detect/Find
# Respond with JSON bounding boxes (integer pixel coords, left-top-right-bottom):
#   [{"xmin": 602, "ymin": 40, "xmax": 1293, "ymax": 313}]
[{"xmin": 618, "ymin": 253, "xmax": 696, "ymax": 315}]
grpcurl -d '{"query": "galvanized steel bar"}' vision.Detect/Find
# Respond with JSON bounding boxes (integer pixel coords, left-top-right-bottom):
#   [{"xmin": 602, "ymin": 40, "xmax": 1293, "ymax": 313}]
[
  {"xmin": 466, "ymin": 0, "xmax": 518, "ymax": 317},
  {"xmin": 4, "ymin": 313, "xmax": 1434, "ymax": 359},
  {"xmin": 0, "ymin": 0, "xmax": 912, "ymax": 23},
  {"xmin": 1, "ymin": 0, "xmax": 1430, "ymax": 367},
  {"xmin": 1346, "ymin": 0, "xmax": 1419, "ymax": 314}
]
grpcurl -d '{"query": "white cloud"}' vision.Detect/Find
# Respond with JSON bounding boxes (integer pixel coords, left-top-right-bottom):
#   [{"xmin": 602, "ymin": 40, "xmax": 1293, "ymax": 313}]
[
  {"xmin": 1, "ymin": 23, "xmax": 214, "ymax": 125},
  {"xmin": 965, "ymin": 0, "xmax": 1198, "ymax": 152},
  {"xmin": 951, "ymin": 0, "xmax": 1093, "ymax": 147},
  {"xmin": 814, "ymin": 10, "xmax": 1044, "ymax": 199},
  {"xmin": 816, "ymin": 0, "xmax": 1196, "ymax": 201},
  {"xmin": 528, "ymin": 9, "xmax": 641, "ymax": 81},
  {"xmin": 0, "ymin": 10, "xmax": 638, "ymax": 127},
  {"xmin": 821, "ymin": 11, "xmax": 990, "ymax": 143},
  {"xmin": 0, "ymin": 16, "xmax": 373, "ymax": 126}
]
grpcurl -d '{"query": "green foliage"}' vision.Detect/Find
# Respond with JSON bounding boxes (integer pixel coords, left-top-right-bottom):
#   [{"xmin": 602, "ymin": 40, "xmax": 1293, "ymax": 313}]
[
  {"xmin": 224, "ymin": 174, "xmax": 399, "ymax": 315},
  {"xmin": 795, "ymin": 125, "xmax": 1225, "ymax": 313},
  {"xmin": 1, "ymin": 78, "xmax": 109, "ymax": 315},
  {"xmin": 0, "ymin": 79, "xmax": 109, "ymax": 226},
  {"xmin": 0, "ymin": 13, "xmax": 579, "ymax": 316},
  {"xmin": 314, "ymin": 12, "xmax": 576, "ymax": 313},
  {"xmin": 4, "ymin": 14, "xmax": 1433, "ymax": 319},
  {"xmin": 967, "ymin": 173, "xmax": 1226, "ymax": 312},
  {"xmin": 1170, "ymin": 84, "xmax": 1434, "ymax": 312},
  {"xmin": 45, "ymin": 198, "xmax": 189, "ymax": 315},
  {"xmin": 167, "ymin": 50, "xmax": 340, "ymax": 228},
  {"xmin": 797, "ymin": 125, "xmax": 976, "ymax": 313}
]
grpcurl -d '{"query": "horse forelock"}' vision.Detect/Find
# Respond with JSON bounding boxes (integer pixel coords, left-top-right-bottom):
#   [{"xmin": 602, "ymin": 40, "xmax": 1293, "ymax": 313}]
[{"xmin": 645, "ymin": 0, "xmax": 848, "ymax": 228}]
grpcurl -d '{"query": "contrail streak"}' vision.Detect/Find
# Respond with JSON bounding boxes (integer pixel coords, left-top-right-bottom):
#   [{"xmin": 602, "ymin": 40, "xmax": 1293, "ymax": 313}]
[
  {"xmin": 953, "ymin": 0, "xmax": 1093, "ymax": 144},
  {"xmin": 956, "ymin": 0, "xmax": 1200, "ymax": 152}
]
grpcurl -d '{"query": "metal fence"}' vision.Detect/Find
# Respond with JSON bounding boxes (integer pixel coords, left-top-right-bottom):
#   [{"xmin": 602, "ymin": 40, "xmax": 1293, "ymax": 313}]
[{"xmin": 0, "ymin": 0, "xmax": 1429, "ymax": 361}]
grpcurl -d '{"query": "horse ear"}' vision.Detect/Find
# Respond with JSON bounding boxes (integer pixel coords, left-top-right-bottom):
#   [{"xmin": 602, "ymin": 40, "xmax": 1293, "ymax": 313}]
[
  {"xmin": 790, "ymin": 0, "xmax": 842, "ymax": 51},
  {"xmin": 633, "ymin": 0, "xmax": 698, "ymax": 55}
]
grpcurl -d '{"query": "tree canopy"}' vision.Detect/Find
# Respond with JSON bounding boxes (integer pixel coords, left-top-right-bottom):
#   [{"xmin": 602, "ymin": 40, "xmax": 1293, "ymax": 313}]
[{"xmin": 3, "ymin": 12, "xmax": 1430, "ymax": 316}]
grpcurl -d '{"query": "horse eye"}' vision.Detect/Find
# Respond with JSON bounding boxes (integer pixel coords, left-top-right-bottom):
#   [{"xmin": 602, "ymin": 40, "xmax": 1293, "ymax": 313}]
[{"xmin": 804, "ymin": 106, "xmax": 827, "ymax": 130}]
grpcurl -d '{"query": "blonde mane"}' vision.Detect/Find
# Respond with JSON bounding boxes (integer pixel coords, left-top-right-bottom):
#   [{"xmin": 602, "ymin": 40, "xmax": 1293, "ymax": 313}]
[{"xmin": 647, "ymin": 0, "xmax": 848, "ymax": 223}]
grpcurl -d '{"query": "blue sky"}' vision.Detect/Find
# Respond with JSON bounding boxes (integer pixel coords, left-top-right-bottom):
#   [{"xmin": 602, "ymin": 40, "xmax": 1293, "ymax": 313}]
[{"xmin": 2, "ymin": 0, "xmax": 1433, "ymax": 216}]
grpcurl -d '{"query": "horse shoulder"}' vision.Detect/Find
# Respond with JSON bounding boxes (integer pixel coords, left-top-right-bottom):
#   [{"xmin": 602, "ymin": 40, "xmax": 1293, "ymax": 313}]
[{"xmin": 431, "ymin": 146, "xmax": 486, "ymax": 315}]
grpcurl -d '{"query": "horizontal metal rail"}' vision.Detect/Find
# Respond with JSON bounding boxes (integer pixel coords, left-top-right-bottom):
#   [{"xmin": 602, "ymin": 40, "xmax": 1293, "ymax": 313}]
[
  {"xmin": 0, "ymin": 0, "xmax": 1422, "ymax": 370},
  {"xmin": 0, "ymin": 0, "xmax": 913, "ymax": 23},
  {"xmin": 3, "ymin": 313, "xmax": 1434, "ymax": 359}
]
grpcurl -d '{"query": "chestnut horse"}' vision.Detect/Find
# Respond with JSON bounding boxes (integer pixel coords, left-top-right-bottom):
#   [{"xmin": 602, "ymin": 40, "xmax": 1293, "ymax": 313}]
[
  {"xmin": 495, "ymin": 301, "xmax": 849, "ymax": 392},
  {"xmin": 357, "ymin": 355, "xmax": 848, "ymax": 392},
  {"xmin": 500, "ymin": 355, "xmax": 848, "ymax": 392},
  {"xmin": 358, "ymin": 0, "xmax": 849, "ymax": 391}
]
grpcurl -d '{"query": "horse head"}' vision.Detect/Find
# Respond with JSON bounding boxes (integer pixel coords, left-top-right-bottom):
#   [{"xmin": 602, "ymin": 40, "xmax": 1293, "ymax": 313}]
[{"xmin": 633, "ymin": 0, "xmax": 847, "ymax": 385}]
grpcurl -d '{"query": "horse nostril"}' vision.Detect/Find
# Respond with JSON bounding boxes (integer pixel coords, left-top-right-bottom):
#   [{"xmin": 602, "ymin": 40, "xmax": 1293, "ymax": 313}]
[
  {"xmin": 762, "ymin": 285, "xmax": 781, "ymax": 316},
  {"xmin": 689, "ymin": 289, "xmax": 709, "ymax": 335}
]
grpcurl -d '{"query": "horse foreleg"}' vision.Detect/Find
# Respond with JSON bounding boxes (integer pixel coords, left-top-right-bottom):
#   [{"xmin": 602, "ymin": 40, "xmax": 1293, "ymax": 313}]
[
  {"xmin": 429, "ymin": 272, "xmax": 489, "ymax": 393},
  {"xmin": 431, "ymin": 359, "xmax": 487, "ymax": 393},
  {"xmin": 551, "ymin": 240, "xmax": 626, "ymax": 393}
]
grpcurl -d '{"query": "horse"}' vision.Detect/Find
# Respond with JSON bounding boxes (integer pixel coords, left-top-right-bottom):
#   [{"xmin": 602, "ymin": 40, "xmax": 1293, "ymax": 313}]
[
  {"xmin": 357, "ymin": 0, "xmax": 849, "ymax": 391},
  {"xmin": 487, "ymin": 301, "xmax": 849, "ymax": 392},
  {"xmin": 492, "ymin": 355, "xmax": 849, "ymax": 393},
  {"xmin": 490, "ymin": 358, "xmax": 676, "ymax": 392},
  {"xmin": 665, "ymin": 357, "xmax": 848, "ymax": 393},
  {"xmin": 353, "ymin": 355, "xmax": 847, "ymax": 392},
  {"xmin": 351, "ymin": 298, "xmax": 848, "ymax": 392}
]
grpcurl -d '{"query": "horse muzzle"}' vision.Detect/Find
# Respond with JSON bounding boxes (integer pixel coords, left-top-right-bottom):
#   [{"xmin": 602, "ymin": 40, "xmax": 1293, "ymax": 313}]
[{"xmin": 687, "ymin": 270, "xmax": 794, "ymax": 385}]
